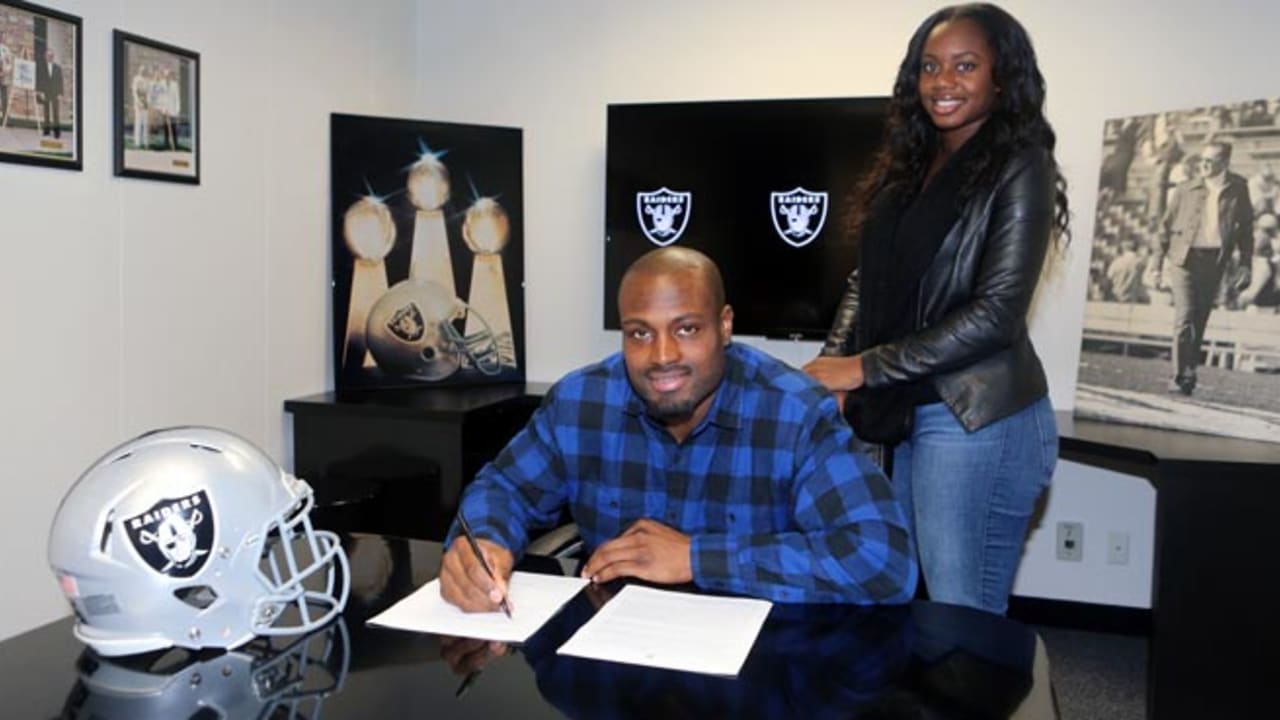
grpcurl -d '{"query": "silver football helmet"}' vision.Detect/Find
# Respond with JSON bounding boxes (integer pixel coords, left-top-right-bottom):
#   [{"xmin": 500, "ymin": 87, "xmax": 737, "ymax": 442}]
[{"xmin": 48, "ymin": 427, "xmax": 349, "ymax": 657}]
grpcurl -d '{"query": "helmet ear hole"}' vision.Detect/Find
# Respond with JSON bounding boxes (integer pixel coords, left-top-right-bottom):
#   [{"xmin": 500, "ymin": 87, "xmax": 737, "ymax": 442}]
[{"xmin": 174, "ymin": 585, "xmax": 218, "ymax": 610}]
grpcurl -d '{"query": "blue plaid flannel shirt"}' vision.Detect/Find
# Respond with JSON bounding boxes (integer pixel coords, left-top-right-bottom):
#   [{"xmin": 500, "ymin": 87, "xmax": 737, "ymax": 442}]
[{"xmin": 455, "ymin": 342, "xmax": 917, "ymax": 604}]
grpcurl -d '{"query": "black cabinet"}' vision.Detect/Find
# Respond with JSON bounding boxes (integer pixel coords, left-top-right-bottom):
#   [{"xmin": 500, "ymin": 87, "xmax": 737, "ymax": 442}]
[
  {"xmin": 285, "ymin": 384, "xmax": 547, "ymax": 540},
  {"xmin": 1057, "ymin": 412, "xmax": 1280, "ymax": 720}
]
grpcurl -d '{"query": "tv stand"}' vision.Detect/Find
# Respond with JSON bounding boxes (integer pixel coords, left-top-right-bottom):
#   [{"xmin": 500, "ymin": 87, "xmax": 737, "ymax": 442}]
[{"xmin": 284, "ymin": 384, "xmax": 548, "ymax": 540}]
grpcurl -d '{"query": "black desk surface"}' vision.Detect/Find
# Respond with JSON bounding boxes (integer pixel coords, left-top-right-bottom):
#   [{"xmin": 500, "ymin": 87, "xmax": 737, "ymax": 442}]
[{"xmin": 4, "ymin": 536, "xmax": 1050, "ymax": 719}]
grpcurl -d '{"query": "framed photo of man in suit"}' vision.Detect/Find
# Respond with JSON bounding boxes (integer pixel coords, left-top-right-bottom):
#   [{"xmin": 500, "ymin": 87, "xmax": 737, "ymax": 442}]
[
  {"xmin": 1076, "ymin": 97, "xmax": 1280, "ymax": 444},
  {"xmin": 0, "ymin": 1, "xmax": 81, "ymax": 170},
  {"xmin": 113, "ymin": 30, "xmax": 199, "ymax": 184}
]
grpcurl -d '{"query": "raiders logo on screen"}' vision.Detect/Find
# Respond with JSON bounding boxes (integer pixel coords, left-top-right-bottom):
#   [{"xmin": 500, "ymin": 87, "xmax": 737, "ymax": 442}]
[
  {"xmin": 387, "ymin": 303, "xmax": 426, "ymax": 342},
  {"xmin": 770, "ymin": 188, "xmax": 828, "ymax": 248},
  {"xmin": 636, "ymin": 187, "xmax": 692, "ymax": 246},
  {"xmin": 124, "ymin": 490, "xmax": 215, "ymax": 578}
]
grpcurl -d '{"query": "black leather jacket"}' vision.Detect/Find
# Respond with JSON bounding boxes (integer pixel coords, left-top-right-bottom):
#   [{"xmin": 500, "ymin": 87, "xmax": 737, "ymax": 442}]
[{"xmin": 821, "ymin": 146, "xmax": 1055, "ymax": 432}]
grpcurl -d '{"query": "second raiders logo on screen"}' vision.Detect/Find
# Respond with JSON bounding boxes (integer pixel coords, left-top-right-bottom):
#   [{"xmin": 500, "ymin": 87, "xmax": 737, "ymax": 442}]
[
  {"xmin": 636, "ymin": 188, "xmax": 692, "ymax": 246},
  {"xmin": 771, "ymin": 188, "xmax": 828, "ymax": 247},
  {"xmin": 124, "ymin": 490, "xmax": 215, "ymax": 578}
]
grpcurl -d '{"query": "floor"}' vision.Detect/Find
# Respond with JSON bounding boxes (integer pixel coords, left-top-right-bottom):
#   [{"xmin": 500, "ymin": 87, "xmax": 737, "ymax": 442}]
[{"xmin": 1035, "ymin": 626, "xmax": 1148, "ymax": 720}]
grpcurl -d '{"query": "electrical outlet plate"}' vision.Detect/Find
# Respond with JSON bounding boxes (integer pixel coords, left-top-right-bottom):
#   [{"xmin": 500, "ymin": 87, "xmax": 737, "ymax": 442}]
[{"xmin": 1056, "ymin": 521, "xmax": 1083, "ymax": 562}]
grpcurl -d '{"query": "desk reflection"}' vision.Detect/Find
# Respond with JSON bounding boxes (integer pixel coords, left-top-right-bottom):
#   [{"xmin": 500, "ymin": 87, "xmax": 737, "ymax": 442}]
[
  {"xmin": 523, "ymin": 591, "xmax": 914, "ymax": 720},
  {"xmin": 60, "ymin": 618, "xmax": 350, "ymax": 719},
  {"xmin": 17, "ymin": 535, "xmax": 1048, "ymax": 720}
]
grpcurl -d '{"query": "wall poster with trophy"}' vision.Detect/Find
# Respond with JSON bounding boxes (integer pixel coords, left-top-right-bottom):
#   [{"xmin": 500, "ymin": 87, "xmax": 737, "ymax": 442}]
[
  {"xmin": 1076, "ymin": 96, "xmax": 1280, "ymax": 443},
  {"xmin": 330, "ymin": 113, "xmax": 525, "ymax": 390}
]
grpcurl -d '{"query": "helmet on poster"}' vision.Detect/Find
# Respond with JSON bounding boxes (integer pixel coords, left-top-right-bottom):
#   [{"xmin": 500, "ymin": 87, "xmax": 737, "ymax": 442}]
[
  {"xmin": 48, "ymin": 426, "xmax": 349, "ymax": 657},
  {"xmin": 365, "ymin": 278, "xmax": 503, "ymax": 380}
]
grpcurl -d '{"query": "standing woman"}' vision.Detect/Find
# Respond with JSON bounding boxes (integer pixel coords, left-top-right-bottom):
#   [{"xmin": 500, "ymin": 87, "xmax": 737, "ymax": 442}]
[{"xmin": 803, "ymin": 3, "xmax": 1069, "ymax": 615}]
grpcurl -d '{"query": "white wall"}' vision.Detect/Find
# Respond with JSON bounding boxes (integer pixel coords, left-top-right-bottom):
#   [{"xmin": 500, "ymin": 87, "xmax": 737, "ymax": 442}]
[
  {"xmin": 7, "ymin": 0, "xmax": 1277, "ymax": 641},
  {"xmin": 0, "ymin": 0, "xmax": 417, "ymax": 643},
  {"xmin": 1013, "ymin": 460, "xmax": 1156, "ymax": 608}
]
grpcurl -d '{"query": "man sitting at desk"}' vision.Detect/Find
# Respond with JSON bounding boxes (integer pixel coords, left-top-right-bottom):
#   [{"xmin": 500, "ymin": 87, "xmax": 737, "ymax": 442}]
[{"xmin": 440, "ymin": 247, "xmax": 917, "ymax": 609}]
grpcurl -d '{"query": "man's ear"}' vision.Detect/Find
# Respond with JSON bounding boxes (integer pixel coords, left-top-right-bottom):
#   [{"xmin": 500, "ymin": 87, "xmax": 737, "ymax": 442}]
[{"xmin": 720, "ymin": 304, "xmax": 734, "ymax": 346}]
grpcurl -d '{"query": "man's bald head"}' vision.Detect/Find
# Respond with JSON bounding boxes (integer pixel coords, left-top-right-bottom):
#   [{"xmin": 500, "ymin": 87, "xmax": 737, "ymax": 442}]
[
  {"xmin": 617, "ymin": 247, "xmax": 726, "ymax": 312},
  {"xmin": 616, "ymin": 247, "xmax": 733, "ymax": 438}
]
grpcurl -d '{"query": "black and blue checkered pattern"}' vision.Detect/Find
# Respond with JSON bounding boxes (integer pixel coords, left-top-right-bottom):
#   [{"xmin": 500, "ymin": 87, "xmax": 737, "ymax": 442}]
[{"xmin": 456, "ymin": 343, "xmax": 917, "ymax": 605}]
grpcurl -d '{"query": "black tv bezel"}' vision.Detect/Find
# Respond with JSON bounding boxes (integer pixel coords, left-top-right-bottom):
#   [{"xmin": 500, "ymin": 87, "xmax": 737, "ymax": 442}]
[{"xmin": 602, "ymin": 96, "xmax": 889, "ymax": 341}]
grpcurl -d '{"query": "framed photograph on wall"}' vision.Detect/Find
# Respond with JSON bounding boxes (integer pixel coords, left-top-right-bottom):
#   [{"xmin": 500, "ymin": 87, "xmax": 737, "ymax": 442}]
[
  {"xmin": 331, "ymin": 113, "xmax": 526, "ymax": 390},
  {"xmin": 0, "ymin": 1, "xmax": 81, "ymax": 170},
  {"xmin": 1076, "ymin": 96, "xmax": 1280, "ymax": 443},
  {"xmin": 113, "ymin": 30, "xmax": 199, "ymax": 183}
]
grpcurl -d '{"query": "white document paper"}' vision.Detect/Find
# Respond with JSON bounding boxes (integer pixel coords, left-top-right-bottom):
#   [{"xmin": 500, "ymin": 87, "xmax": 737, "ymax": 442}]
[
  {"xmin": 556, "ymin": 585, "xmax": 772, "ymax": 676},
  {"xmin": 367, "ymin": 571, "xmax": 588, "ymax": 643}
]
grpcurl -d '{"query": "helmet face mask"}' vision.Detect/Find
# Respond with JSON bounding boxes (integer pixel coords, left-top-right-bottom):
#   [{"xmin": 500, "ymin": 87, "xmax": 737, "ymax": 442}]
[{"xmin": 49, "ymin": 427, "xmax": 350, "ymax": 657}]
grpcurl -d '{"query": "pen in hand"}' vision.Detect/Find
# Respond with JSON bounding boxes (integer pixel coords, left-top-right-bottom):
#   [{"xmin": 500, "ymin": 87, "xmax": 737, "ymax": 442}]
[{"xmin": 456, "ymin": 512, "xmax": 513, "ymax": 619}]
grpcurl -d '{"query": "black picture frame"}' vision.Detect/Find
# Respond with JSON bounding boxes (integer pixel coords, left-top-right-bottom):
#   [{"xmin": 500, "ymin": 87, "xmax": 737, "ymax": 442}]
[
  {"xmin": 0, "ymin": 0, "xmax": 82, "ymax": 171},
  {"xmin": 112, "ymin": 30, "xmax": 199, "ymax": 184}
]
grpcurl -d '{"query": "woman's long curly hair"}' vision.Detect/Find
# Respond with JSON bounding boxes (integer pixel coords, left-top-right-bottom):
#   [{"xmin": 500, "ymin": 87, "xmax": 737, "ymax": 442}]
[{"xmin": 848, "ymin": 3, "xmax": 1070, "ymax": 245}]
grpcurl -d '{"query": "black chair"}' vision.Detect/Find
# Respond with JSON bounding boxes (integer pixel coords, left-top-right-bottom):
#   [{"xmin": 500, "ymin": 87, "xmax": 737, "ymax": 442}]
[{"xmin": 525, "ymin": 523, "xmax": 582, "ymax": 559}]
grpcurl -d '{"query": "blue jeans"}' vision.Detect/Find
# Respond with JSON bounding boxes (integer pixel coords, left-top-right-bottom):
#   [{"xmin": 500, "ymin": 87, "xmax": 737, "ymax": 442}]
[{"xmin": 891, "ymin": 397, "xmax": 1057, "ymax": 615}]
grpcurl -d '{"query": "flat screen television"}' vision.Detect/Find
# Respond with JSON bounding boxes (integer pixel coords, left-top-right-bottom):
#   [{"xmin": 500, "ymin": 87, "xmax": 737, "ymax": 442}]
[{"xmin": 604, "ymin": 97, "xmax": 890, "ymax": 339}]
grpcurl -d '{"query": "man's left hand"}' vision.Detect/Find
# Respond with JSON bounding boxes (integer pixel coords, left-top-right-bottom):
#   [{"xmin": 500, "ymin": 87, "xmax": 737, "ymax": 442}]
[
  {"xmin": 1234, "ymin": 268, "xmax": 1253, "ymax": 291},
  {"xmin": 581, "ymin": 519, "xmax": 693, "ymax": 585}
]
